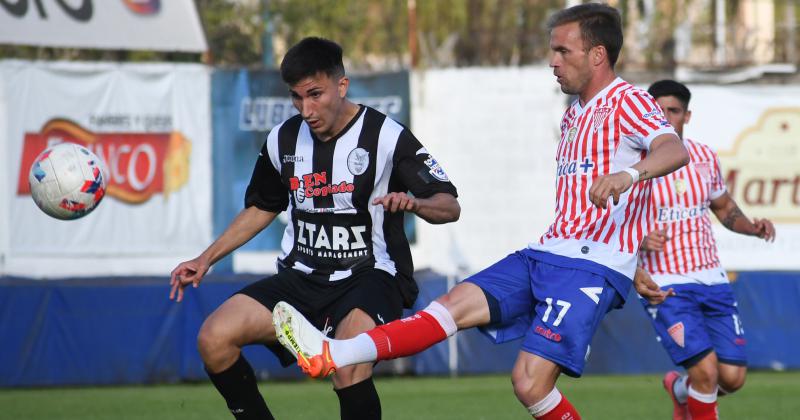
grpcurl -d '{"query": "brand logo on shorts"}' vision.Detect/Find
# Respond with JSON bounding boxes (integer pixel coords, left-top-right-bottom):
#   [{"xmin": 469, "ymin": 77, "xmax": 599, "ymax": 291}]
[
  {"xmin": 668, "ymin": 322, "xmax": 685, "ymax": 348},
  {"xmin": 535, "ymin": 325, "xmax": 562, "ymax": 342}
]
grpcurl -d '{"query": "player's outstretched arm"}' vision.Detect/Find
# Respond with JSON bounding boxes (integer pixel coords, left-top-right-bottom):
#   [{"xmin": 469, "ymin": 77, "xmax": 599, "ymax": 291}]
[
  {"xmin": 589, "ymin": 134, "xmax": 688, "ymax": 208},
  {"xmin": 710, "ymin": 192, "xmax": 776, "ymax": 242},
  {"xmin": 169, "ymin": 206, "xmax": 279, "ymax": 302},
  {"xmin": 372, "ymin": 192, "xmax": 460, "ymax": 224}
]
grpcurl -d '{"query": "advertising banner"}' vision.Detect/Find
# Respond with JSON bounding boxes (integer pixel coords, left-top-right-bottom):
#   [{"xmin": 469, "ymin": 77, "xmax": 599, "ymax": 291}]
[
  {"xmin": 211, "ymin": 69, "xmax": 410, "ymax": 272},
  {"xmin": 1, "ymin": 60, "xmax": 212, "ymax": 277},
  {"xmin": 0, "ymin": 0, "xmax": 206, "ymax": 52}
]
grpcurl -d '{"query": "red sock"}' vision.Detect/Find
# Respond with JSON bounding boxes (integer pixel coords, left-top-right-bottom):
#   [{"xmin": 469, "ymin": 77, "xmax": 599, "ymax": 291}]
[
  {"xmin": 366, "ymin": 311, "xmax": 447, "ymax": 360},
  {"xmin": 534, "ymin": 394, "xmax": 581, "ymax": 420},
  {"xmin": 687, "ymin": 395, "xmax": 718, "ymax": 420}
]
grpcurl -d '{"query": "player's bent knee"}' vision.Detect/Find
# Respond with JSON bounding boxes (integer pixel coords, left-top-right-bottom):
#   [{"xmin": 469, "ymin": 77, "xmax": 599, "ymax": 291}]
[
  {"xmin": 197, "ymin": 321, "xmax": 238, "ymax": 370},
  {"xmin": 511, "ymin": 368, "xmax": 552, "ymax": 404},
  {"xmin": 719, "ymin": 367, "xmax": 747, "ymax": 394},
  {"xmin": 332, "ymin": 364, "xmax": 373, "ymax": 388}
]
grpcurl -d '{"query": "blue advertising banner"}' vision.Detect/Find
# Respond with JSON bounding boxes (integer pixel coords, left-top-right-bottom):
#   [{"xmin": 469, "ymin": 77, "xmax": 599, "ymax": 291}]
[{"xmin": 211, "ymin": 70, "xmax": 410, "ymax": 272}]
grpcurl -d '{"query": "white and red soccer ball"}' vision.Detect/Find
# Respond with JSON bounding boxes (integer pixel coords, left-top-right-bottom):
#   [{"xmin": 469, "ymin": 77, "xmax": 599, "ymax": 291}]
[{"xmin": 28, "ymin": 142, "xmax": 108, "ymax": 220}]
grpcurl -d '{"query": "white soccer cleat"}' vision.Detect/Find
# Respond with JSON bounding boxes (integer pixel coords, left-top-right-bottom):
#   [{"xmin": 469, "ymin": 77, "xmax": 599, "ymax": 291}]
[{"xmin": 272, "ymin": 301, "xmax": 338, "ymax": 378}]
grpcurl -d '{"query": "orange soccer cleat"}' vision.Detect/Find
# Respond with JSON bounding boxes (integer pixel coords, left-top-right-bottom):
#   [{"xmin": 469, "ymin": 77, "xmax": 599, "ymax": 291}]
[{"xmin": 273, "ymin": 301, "xmax": 338, "ymax": 378}]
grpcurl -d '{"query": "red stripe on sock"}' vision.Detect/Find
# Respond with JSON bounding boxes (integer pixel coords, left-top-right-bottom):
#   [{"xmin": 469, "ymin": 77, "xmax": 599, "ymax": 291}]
[
  {"xmin": 365, "ymin": 311, "xmax": 447, "ymax": 361},
  {"xmin": 687, "ymin": 397, "xmax": 718, "ymax": 420},
  {"xmin": 536, "ymin": 394, "xmax": 581, "ymax": 420}
]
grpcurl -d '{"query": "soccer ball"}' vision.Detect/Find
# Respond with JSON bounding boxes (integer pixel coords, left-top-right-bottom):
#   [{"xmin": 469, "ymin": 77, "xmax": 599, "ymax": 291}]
[{"xmin": 28, "ymin": 142, "xmax": 108, "ymax": 220}]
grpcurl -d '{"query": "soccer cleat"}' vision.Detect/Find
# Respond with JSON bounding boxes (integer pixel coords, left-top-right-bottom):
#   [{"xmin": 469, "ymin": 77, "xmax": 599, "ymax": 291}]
[
  {"xmin": 272, "ymin": 301, "xmax": 338, "ymax": 378},
  {"xmin": 663, "ymin": 370, "xmax": 689, "ymax": 420}
]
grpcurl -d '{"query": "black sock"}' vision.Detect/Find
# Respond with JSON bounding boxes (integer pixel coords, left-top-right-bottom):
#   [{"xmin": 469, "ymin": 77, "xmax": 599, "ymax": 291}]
[
  {"xmin": 335, "ymin": 377, "xmax": 381, "ymax": 420},
  {"xmin": 206, "ymin": 355, "xmax": 274, "ymax": 420}
]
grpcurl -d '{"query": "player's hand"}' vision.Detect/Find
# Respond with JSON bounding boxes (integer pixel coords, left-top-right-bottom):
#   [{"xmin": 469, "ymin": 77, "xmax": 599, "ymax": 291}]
[
  {"xmin": 169, "ymin": 257, "xmax": 210, "ymax": 302},
  {"xmin": 752, "ymin": 218, "xmax": 776, "ymax": 242},
  {"xmin": 634, "ymin": 267, "xmax": 675, "ymax": 305},
  {"xmin": 372, "ymin": 192, "xmax": 419, "ymax": 213},
  {"xmin": 641, "ymin": 229, "xmax": 669, "ymax": 251},
  {"xmin": 589, "ymin": 171, "xmax": 634, "ymax": 209}
]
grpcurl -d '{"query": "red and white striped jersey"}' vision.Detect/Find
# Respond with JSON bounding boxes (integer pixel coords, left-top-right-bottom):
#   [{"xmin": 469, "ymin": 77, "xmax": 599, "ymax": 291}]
[
  {"xmin": 639, "ymin": 139, "xmax": 727, "ymax": 283},
  {"xmin": 530, "ymin": 78, "xmax": 677, "ymax": 279}
]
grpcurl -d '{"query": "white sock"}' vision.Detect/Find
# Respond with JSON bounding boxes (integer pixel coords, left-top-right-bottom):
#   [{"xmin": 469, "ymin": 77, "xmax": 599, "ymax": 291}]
[
  {"xmin": 329, "ymin": 333, "xmax": 377, "ymax": 367},
  {"xmin": 421, "ymin": 301, "xmax": 458, "ymax": 337},
  {"xmin": 527, "ymin": 387, "xmax": 562, "ymax": 417},
  {"xmin": 688, "ymin": 385, "xmax": 718, "ymax": 403},
  {"xmin": 673, "ymin": 374, "xmax": 689, "ymax": 404}
]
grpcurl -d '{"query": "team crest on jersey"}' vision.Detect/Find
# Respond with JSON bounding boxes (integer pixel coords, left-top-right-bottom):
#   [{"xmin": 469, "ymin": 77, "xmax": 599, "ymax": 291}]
[
  {"xmin": 668, "ymin": 322, "xmax": 685, "ymax": 348},
  {"xmin": 566, "ymin": 127, "xmax": 578, "ymax": 143},
  {"xmin": 674, "ymin": 178, "xmax": 687, "ymax": 195},
  {"xmin": 693, "ymin": 162, "xmax": 712, "ymax": 183},
  {"xmin": 424, "ymin": 155, "xmax": 449, "ymax": 182},
  {"xmin": 592, "ymin": 106, "xmax": 612, "ymax": 131},
  {"xmin": 347, "ymin": 148, "xmax": 370, "ymax": 176}
]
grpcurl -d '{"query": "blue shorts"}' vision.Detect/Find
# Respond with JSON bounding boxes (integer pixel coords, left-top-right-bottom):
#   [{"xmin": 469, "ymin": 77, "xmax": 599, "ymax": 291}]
[
  {"xmin": 465, "ymin": 249, "xmax": 625, "ymax": 377},
  {"xmin": 640, "ymin": 283, "xmax": 747, "ymax": 367}
]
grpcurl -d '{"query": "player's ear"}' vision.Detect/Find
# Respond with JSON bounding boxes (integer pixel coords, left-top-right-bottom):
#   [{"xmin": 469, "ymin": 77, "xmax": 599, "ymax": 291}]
[
  {"xmin": 684, "ymin": 109, "xmax": 692, "ymax": 124},
  {"xmin": 337, "ymin": 76, "xmax": 349, "ymax": 99},
  {"xmin": 592, "ymin": 45, "xmax": 607, "ymax": 67}
]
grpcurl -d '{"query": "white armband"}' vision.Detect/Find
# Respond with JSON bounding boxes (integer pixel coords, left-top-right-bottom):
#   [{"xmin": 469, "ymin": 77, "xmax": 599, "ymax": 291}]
[{"xmin": 622, "ymin": 167, "xmax": 640, "ymax": 183}]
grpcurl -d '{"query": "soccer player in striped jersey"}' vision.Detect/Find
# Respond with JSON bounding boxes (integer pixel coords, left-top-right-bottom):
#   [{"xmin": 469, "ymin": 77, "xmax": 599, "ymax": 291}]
[
  {"xmin": 169, "ymin": 37, "xmax": 460, "ymax": 420},
  {"xmin": 272, "ymin": 4, "xmax": 689, "ymax": 419},
  {"xmin": 639, "ymin": 80, "xmax": 775, "ymax": 420}
]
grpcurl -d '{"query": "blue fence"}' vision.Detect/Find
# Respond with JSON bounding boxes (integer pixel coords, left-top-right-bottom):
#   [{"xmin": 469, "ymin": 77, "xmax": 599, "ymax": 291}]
[{"xmin": 1, "ymin": 271, "xmax": 798, "ymax": 387}]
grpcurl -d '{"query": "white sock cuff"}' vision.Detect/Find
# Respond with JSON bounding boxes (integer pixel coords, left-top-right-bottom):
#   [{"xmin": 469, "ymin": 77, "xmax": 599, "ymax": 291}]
[
  {"xmin": 688, "ymin": 385, "xmax": 718, "ymax": 404},
  {"xmin": 422, "ymin": 301, "xmax": 458, "ymax": 337},
  {"xmin": 527, "ymin": 387, "xmax": 562, "ymax": 416}
]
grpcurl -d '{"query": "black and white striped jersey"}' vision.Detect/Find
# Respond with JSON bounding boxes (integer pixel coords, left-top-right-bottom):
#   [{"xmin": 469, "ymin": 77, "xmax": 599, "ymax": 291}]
[{"xmin": 245, "ymin": 105, "xmax": 457, "ymax": 289}]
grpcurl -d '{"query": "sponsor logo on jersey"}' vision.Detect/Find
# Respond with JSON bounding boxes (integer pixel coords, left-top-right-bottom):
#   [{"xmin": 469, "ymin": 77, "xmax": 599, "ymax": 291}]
[
  {"xmin": 656, "ymin": 204, "xmax": 709, "ymax": 222},
  {"xmin": 347, "ymin": 147, "xmax": 370, "ymax": 175},
  {"xmin": 668, "ymin": 322, "xmax": 685, "ymax": 348},
  {"xmin": 424, "ymin": 155, "xmax": 449, "ymax": 182},
  {"xmin": 289, "ymin": 171, "xmax": 355, "ymax": 203},
  {"xmin": 593, "ymin": 106, "xmax": 613, "ymax": 131},
  {"xmin": 295, "ymin": 220, "xmax": 369, "ymax": 259},
  {"xmin": 557, "ymin": 157, "xmax": 595, "ymax": 177},
  {"xmin": 642, "ymin": 110, "xmax": 661, "ymax": 120},
  {"xmin": 534, "ymin": 325, "xmax": 562, "ymax": 342}
]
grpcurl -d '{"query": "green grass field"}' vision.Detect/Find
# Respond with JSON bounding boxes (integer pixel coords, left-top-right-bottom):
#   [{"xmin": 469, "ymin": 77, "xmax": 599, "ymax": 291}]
[{"xmin": 1, "ymin": 372, "xmax": 798, "ymax": 419}]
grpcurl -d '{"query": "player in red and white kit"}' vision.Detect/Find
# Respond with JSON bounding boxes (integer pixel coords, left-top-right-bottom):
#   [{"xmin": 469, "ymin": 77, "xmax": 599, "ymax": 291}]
[
  {"xmin": 272, "ymin": 5, "xmax": 689, "ymax": 419},
  {"xmin": 639, "ymin": 80, "xmax": 775, "ymax": 420}
]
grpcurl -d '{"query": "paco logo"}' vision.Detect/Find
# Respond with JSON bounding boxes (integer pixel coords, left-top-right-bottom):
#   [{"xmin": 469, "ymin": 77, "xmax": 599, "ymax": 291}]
[
  {"xmin": 289, "ymin": 172, "xmax": 355, "ymax": 202},
  {"xmin": 16, "ymin": 118, "xmax": 191, "ymax": 204}
]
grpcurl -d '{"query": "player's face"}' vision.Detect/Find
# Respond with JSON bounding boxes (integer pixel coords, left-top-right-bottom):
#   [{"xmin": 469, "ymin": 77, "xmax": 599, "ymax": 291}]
[
  {"xmin": 289, "ymin": 72, "xmax": 349, "ymax": 140},
  {"xmin": 655, "ymin": 95, "xmax": 691, "ymax": 139},
  {"xmin": 549, "ymin": 22, "xmax": 593, "ymax": 96}
]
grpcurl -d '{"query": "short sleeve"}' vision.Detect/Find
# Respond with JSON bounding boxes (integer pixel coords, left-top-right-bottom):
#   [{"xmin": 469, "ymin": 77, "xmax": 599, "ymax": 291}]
[
  {"xmin": 619, "ymin": 90, "xmax": 678, "ymax": 151},
  {"xmin": 392, "ymin": 129, "xmax": 457, "ymax": 198},
  {"xmin": 244, "ymin": 139, "xmax": 289, "ymax": 212},
  {"xmin": 709, "ymin": 151, "xmax": 727, "ymax": 200}
]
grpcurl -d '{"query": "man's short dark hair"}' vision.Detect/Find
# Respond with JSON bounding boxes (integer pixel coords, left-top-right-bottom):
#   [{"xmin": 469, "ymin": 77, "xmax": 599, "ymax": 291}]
[
  {"xmin": 648, "ymin": 80, "xmax": 691, "ymax": 110},
  {"xmin": 547, "ymin": 3, "xmax": 623, "ymax": 68},
  {"xmin": 280, "ymin": 37, "xmax": 345, "ymax": 85}
]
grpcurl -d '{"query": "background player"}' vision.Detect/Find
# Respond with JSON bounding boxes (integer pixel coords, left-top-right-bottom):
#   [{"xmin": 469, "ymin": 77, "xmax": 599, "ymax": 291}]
[
  {"xmin": 169, "ymin": 37, "xmax": 460, "ymax": 420},
  {"xmin": 272, "ymin": 5, "xmax": 689, "ymax": 419},
  {"xmin": 639, "ymin": 80, "xmax": 776, "ymax": 420}
]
